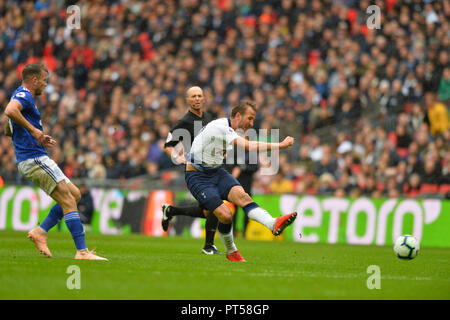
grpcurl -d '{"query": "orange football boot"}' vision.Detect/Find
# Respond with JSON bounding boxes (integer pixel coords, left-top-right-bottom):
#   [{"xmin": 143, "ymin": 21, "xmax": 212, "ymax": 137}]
[{"xmin": 273, "ymin": 212, "xmax": 297, "ymax": 236}]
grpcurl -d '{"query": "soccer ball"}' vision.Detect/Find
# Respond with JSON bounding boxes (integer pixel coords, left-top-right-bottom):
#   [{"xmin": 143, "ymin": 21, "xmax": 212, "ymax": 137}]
[{"xmin": 394, "ymin": 235, "xmax": 420, "ymax": 260}]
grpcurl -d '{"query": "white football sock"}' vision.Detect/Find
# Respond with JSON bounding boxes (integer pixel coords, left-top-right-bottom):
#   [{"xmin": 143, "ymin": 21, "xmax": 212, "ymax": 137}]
[
  {"xmin": 247, "ymin": 207, "xmax": 276, "ymax": 231},
  {"xmin": 219, "ymin": 229, "xmax": 237, "ymax": 254}
]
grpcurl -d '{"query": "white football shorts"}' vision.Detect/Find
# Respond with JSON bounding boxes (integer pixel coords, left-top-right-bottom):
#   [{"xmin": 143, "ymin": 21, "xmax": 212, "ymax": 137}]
[{"xmin": 18, "ymin": 155, "xmax": 70, "ymax": 195}]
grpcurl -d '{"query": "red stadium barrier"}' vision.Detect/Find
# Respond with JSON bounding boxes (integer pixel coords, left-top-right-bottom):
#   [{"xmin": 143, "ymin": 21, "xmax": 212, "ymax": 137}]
[
  {"xmin": 439, "ymin": 184, "xmax": 450, "ymax": 195},
  {"xmin": 420, "ymin": 184, "xmax": 439, "ymax": 194}
]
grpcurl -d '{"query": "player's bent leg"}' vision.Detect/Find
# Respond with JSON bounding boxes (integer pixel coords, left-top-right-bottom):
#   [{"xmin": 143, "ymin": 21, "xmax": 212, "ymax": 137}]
[
  {"xmin": 32, "ymin": 183, "xmax": 77, "ymax": 255},
  {"xmin": 39, "ymin": 204, "xmax": 63, "ymax": 233},
  {"xmin": 50, "ymin": 181, "xmax": 78, "ymax": 213},
  {"xmin": 240, "ymin": 201, "xmax": 276, "ymax": 232},
  {"xmin": 50, "ymin": 182, "xmax": 85, "ymax": 249},
  {"xmin": 185, "ymin": 170, "xmax": 241, "ymax": 258},
  {"xmin": 67, "ymin": 181, "xmax": 81, "ymax": 203},
  {"xmin": 218, "ymin": 222, "xmax": 246, "ymax": 262},
  {"xmin": 228, "ymin": 187, "xmax": 299, "ymax": 236},
  {"xmin": 227, "ymin": 185, "xmax": 253, "ymax": 207},
  {"xmin": 17, "ymin": 157, "xmax": 68, "ymax": 257},
  {"xmin": 213, "ymin": 204, "xmax": 246, "ymax": 262},
  {"xmin": 51, "ymin": 182, "xmax": 108, "ymax": 261},
  {"xmin": 212, "ymin": 203, "xmax": 233, "ymax": 224}
]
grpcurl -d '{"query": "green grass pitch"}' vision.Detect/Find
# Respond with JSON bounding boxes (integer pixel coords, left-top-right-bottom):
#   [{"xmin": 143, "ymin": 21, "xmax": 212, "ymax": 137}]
[{"xmin": 0, "ymin": 230, "xmax": 449, "ymax": 300}]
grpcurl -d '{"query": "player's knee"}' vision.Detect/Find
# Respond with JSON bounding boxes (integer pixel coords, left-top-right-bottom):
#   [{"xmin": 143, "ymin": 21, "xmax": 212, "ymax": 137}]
[
  {"xmin": 214, "ymin": 206, "xmax": 232, "ymax": 224},
  {"xmin": 56, "ymin": 186, "xmax": 77, "ymax": 209},
  {"xmin": 60, "ymin": 193, "xmax": 76, "ymax": 208},
  {"xmin": 221, "ymin": 213, "xmax": 232, "ymax": 224}
]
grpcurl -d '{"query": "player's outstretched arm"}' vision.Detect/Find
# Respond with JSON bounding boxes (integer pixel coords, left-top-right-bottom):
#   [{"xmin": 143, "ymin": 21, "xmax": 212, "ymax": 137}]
[
  {"xmin": 233, "ymin": 136, "xmax": 294, "ymax": 152},
  {"xmin": 4, "ymin": 99, "xmax": 52, "ymax": 146}
]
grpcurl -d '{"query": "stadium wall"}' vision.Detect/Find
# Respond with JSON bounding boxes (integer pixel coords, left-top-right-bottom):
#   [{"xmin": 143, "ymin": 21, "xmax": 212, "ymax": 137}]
[{"xmin": 0, "ymin": 185, "xmax": 449, "ymax": 248}]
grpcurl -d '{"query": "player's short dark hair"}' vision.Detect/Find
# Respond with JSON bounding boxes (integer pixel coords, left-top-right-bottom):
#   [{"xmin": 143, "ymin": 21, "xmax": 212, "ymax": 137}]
[
  {"xmin": 231, "ymin": 100, "xmax": 257, "ymax": 118},
  {"xmin": 22, "ymin": 63, "xmax": 48, "ymax": 82}
]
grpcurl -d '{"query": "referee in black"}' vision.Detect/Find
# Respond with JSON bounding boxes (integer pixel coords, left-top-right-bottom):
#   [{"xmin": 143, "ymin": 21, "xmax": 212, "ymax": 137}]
[{"xmin": 161, "ymin": 86, "xmax": 222, "ymax": 255}]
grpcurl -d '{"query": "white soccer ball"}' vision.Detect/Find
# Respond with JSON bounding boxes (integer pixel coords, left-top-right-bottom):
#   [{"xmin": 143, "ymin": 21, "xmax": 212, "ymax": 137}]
[{"xmin": 394, "ymin": 235, "xmax": 420, "ymax": 260}]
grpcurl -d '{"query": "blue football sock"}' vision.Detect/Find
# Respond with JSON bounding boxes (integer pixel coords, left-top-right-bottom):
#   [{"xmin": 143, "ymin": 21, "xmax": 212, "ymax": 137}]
[
  {"xmin": 40, "ymin": 204, "xmax": 64, "ymax": 232},
  {"xmin": 64, "ymin": 211, "xmax": 87, "ymax": 250}
]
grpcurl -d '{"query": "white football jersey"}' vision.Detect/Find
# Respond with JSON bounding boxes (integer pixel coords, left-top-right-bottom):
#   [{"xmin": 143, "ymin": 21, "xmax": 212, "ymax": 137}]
[{"xmin": 189, "ymin": 118, "xmax": 239, "ymax": 168}]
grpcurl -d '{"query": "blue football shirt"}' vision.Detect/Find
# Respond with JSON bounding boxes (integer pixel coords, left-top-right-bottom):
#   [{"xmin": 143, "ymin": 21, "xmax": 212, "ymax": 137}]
[{"xmin": 10, "ymin": 86, "xmax": 48, "ymax": 163}]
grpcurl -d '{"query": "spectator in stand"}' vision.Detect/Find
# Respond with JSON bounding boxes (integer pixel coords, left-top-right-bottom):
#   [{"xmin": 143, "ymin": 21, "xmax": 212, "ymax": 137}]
[
  {"xmin": 409, "ymin": 103, "xmax": 426, "ymax": 133},
  {"xmin": 363, "ymin": 174, "xmax": 378, "ymax": 197},
  {"xmin": 296, "ymin": 145, "xmax": 315, "ymax": 175},
  {"xmin": 314, "ymin": 148, "xmax": 336, "ymax": 178},
  {"xmin": 425, "ymin": 92, "xmax": 449, "ymax": 137},
  {"xmin": 318, "ymin": 173, "xmax": 335, "ymax": 195},
  {"xmin": 269, "ymin": 170, "xmax": 294, "ymax": 194},
  {"xmin": 0, "ymin": 0, "xmax": 448, "ymax": 200},
  {"xmin": 385, "ymin": 175, "xmax": 401, "ymax": 198},
  {"xmin": 337, "ymin": 171, "xmax": 354, "ymax": 196},
  {"xmin": 78, "ymin": 183, "xmax": 94, "ymax": 229},
  {"xmin": 393, "ymin": 125, "xmax": 413, "ymax": 158},
  {"xmin": 419, "ymin": 157, "xmax": 443, "ymax": 187},
  {"xmin": 108, "ymin": 150, "xmax": 133, "ymax": 180},
  {"xmin": 403, "ymin": 173, "xmax": 422, "ymax": 198},
  {"xmin": 334, "ymin": 187, "xmax": 346, "ymax": 198}
]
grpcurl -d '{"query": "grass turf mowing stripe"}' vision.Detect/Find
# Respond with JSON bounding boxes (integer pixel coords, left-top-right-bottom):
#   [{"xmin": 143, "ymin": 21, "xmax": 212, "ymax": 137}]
[{"xmin": 0, "ymin": 230, "xmax": 449, "ymax": 300}]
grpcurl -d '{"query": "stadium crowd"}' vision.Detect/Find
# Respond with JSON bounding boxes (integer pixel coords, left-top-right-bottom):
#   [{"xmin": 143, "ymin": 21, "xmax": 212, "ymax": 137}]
[{"xmin": 0, "ymin": 0, "xmax": 449, "ymax": 198}]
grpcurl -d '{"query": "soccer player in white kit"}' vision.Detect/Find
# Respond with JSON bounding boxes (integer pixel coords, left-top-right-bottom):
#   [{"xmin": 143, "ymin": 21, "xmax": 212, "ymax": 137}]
[{"xmin": 185, "ymin": 100, "xmax": 297, "ymax": 262}]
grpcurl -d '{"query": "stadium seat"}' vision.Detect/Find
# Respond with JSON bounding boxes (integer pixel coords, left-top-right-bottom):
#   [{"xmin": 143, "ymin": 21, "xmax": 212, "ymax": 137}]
[
  {"xmin": 420, "ymin": 184, "xmax": 439, "ymax": 194},
  {"xmin": 306, "ymin": 188, "xmax": 317, "ymax": 195},
  {"xmin": 407, "ymin": 189, "xmax": 421, "ymax": 198},
  {"xmin": 439, "ymin": 184, "xmax": 450, "ymax": 195}
]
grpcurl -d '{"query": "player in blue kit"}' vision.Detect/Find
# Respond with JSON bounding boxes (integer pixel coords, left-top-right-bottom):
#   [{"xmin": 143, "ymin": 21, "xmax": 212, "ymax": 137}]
[
  {"xmin": 4, "ymin": 63, "xmax": 107, "ymax": 260},
  {"xmin": 186, "ymin": 100, "xmax": 298, "ymax": 262}
]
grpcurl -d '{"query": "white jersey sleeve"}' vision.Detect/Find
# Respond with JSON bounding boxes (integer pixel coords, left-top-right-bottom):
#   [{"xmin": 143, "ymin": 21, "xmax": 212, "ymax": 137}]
[{"xmin": 190, "ymin": 118, "xmax": 239, "ymax": 168}]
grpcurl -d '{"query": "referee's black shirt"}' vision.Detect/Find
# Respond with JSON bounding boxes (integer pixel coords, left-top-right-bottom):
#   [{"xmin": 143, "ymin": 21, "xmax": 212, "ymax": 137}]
[{"xmin": 164, "ymin": 110, "xmax": 214, "ymax": 156}]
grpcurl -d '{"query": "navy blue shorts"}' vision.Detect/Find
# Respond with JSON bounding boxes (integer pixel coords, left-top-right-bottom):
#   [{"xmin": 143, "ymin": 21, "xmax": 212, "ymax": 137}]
[{"xmin": 185, "ymin": 167, "xmax": 241, "ymax": 213}]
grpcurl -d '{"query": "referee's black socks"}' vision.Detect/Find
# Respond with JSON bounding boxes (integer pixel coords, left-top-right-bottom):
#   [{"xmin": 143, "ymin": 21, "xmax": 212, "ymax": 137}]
[
  {"xmin": 204, "ymin": 214, "xmax": 219, "ymax": 247},
  {"xmin": 168, "ymin": 205, "xmax": 218, "ymax": 247},
  {"xmin": 168, "ymin": 205, "xmax": 205, "ymax": 218}
]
